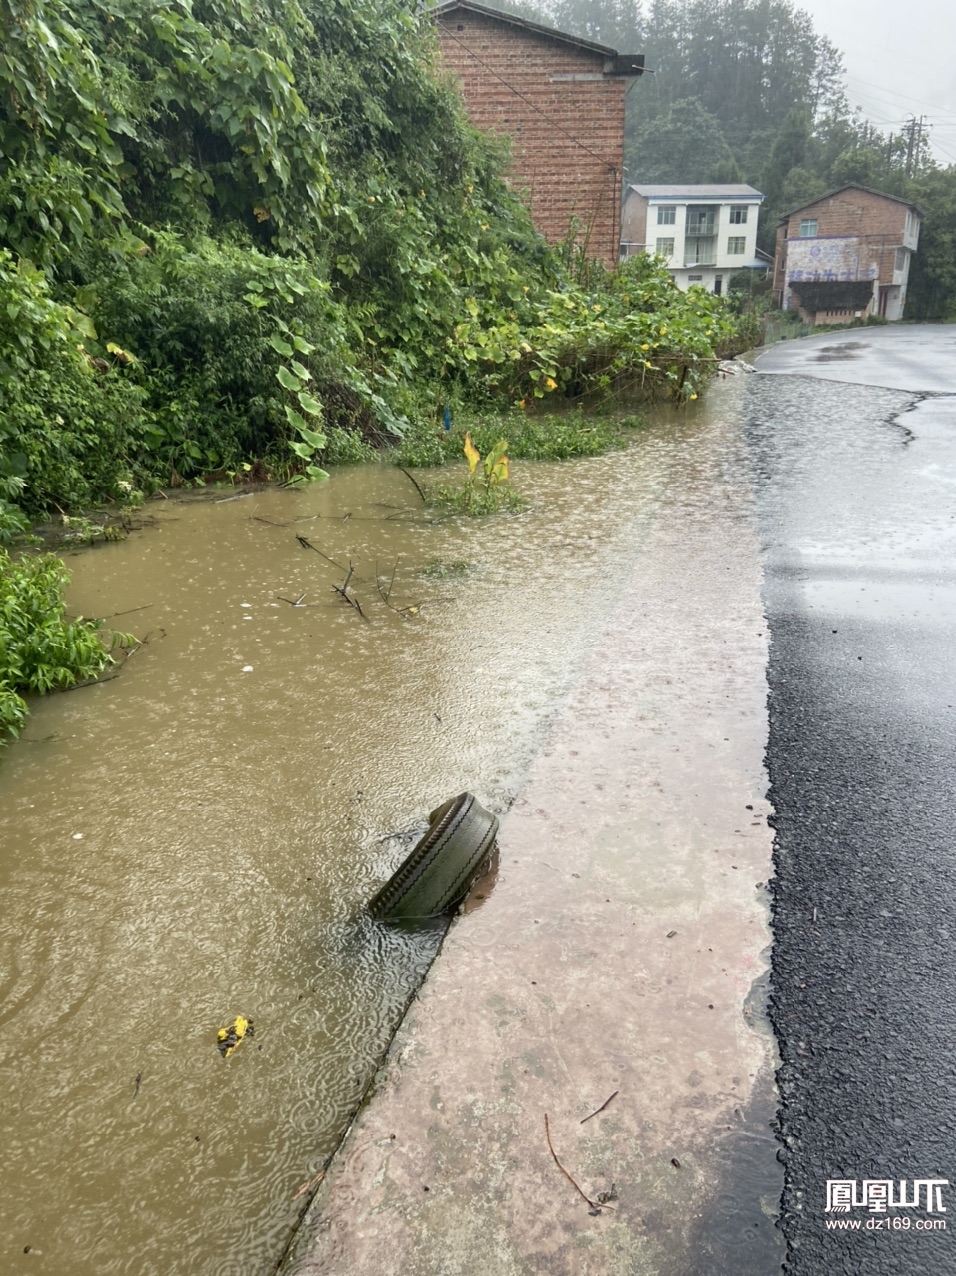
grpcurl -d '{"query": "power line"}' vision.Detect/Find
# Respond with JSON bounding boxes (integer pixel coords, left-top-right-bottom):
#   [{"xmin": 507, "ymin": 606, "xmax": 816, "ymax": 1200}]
[{"xmin": 844, "ymin": 74, "xmax": 956, "ymax": 119}]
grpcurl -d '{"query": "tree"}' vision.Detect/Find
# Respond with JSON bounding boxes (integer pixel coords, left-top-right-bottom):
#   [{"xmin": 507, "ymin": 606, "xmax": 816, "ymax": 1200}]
[
  {"xmin": 906, "ymin": 168, "xmax": 956, "ymax": 320},
  {"xmin": 626, "ymin": 98, "xmax": 733, "ymax": 182}
]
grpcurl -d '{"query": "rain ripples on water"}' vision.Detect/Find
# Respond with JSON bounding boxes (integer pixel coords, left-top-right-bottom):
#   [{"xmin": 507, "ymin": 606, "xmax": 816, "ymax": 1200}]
[{"xmin": 1, "ymin": 402, "xmax": 744, "ymax": 1274}]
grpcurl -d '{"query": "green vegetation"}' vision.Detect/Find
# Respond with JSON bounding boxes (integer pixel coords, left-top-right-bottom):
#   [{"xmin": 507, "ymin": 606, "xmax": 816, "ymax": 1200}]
[
  {"xmin": 0, "ymin": 0, "xmax": 759, "ymax": 735},
  {"xmin": 396, "ymin": 409, "xmax": 626, "ymax": 468},
  {"xmin": 427, "ymin": 433, "xmax": 527, "ymax": 517},
  {"xmin": 0, "ymin": 0, "xmax": 753, "ymax": 527},
  {"xmin": 0, "ymin": 549, "xmax": 120, "ymax": 740}
]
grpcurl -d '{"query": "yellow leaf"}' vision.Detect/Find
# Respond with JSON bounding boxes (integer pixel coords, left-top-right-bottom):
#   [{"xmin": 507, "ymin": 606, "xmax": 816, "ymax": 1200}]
[
  {"xmin": 483, "ymin": 439, "xmax": 509, "ymax": 484},
  {"xmin": 217, "ymin": 1015, "xmax": 254, "ymax": 1058},
  {"xmin": 463, "ymin": 431, "xmax": 480, "ymax": 475},
  {"xmin": 253, "ymin": 205, "xmax": 271, "ymax": 223},
  {"xmin": 106, "ymin": 341, "xmax": 138, "ymax": 365}
]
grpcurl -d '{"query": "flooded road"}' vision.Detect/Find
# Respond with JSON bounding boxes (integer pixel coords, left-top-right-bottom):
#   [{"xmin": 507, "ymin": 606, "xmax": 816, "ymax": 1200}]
[{"xmin": 1, "ymin": 418, "xmax": 715, "ymax": 1275}]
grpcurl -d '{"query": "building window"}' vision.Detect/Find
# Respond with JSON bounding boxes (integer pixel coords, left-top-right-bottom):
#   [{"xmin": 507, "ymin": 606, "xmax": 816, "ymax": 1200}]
[
  {"xmin": 657, "ymin": 206, "xmax": 676, "ymax": 225},
  {"xmin": 655, "ymin": 238, "xmax": 675, "ymax": 258},
  {"xmin": 894, "ymin": 247, "xmax": 906, "ymax": 271},
  {"xmin": 687, "ymin": 274, "xmax": 703, "ymax": 282},
  {"xmin": 729, "ymin": 206, "xmax": 748, "ymax": 224},
  {"xmin": 799, "ymin": 218, "xmax": 818, "ymax": 237},
  {"xmin": 727, "ymin": 236, "xmax": 746, "ymax": 255}
]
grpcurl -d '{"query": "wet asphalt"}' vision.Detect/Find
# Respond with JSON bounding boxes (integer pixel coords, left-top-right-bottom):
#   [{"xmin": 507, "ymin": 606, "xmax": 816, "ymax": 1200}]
[{"xmin": 751, "ymin": 328, "xmax": 956, "ymax": 1274}]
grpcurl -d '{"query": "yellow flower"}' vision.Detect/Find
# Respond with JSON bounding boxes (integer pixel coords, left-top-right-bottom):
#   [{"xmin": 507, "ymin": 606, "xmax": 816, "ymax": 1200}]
[
  {"xmin": 659, "ymin": 326, "xmax": 667, "ymax": 335},
  {"xmin": 545, "ymin": 377, "xmax": 557, "ymax": 390},
  {"xmin": 592, "ymin": 304, "xmax": 602, "ymax": 312},
  {"xmin": 518, "ymin": 398, "xmax": 526, "ymax": 409},
  {"xmin": 640, "ymin": 342, "xmax": 649, "ymax": 350},
  {"xmin": 689, "ymin": 393, "xmax": 698, "ymax": 400},
  {"xmin": 644, "ymin": 361, "xmax": 653, "ymax": 369}
]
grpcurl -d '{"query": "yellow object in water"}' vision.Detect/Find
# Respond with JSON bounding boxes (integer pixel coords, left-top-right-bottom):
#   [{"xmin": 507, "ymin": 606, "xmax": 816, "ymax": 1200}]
[{"xmin": 217, "ymin": 1015, "xmax": 254, "ymax": 1058}]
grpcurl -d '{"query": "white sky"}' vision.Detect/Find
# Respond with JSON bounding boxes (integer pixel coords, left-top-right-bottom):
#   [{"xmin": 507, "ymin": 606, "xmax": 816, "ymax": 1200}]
[{"xmin": 793, "ymin": 0, "xmax": 956, "ymax": 165}]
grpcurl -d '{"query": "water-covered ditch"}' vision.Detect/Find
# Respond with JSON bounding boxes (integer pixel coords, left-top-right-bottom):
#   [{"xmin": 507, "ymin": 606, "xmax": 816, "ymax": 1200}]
[{"xmin": 0, "ymin": 405, "xmax": 728, "ymax": 1275}]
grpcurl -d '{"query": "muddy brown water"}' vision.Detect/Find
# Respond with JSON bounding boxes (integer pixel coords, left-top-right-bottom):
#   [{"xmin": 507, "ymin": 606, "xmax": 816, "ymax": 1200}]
[{"xmin": 0, "ymin": 395, "xmax": 753, "ymax": 1275}]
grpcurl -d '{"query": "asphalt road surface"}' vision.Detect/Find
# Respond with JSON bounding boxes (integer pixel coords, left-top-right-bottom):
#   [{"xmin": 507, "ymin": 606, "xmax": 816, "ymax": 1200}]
[{"xmin": 751, "ymin": 327, "xmax": 956, "ymax": 1274}]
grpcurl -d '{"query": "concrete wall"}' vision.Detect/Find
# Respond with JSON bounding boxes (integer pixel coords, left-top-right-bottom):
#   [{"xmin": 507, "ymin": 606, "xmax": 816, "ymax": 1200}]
[{"xmin": 435, "ymin": 8, "xmax": 628, "ymax": 269}]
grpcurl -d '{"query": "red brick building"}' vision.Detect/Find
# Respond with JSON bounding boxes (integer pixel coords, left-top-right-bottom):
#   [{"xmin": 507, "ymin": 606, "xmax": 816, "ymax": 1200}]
[
  {"xmin": 432, "ymin": 1, "xmax": 643, "ymax": 269},
  {"xmin": 774, "ymin": 184, "xmax": 922, "ymax": 323}
]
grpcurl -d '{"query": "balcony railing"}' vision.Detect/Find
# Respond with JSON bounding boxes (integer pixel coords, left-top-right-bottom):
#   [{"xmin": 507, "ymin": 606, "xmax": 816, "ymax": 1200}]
[{"xmin": 684, "ymin": 236, "xmax": 716, "ymax": 267}]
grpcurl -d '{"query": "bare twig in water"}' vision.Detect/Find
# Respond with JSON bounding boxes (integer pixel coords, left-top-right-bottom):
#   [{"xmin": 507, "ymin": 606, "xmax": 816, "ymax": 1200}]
[
  {"xmin": 397, "ymin": 466, "xmax": 427, "ymax": 504},
  {"xmin": 544, "ymin": 1114, "xmax": 613, "ymax": 1212},
  {"xmin": 63, "ymin": 671, "xmax": 123, "ymax": 691},
  {"xmin": 291, "ymin": 1169, "xmax": 326, "ymax": 1202},
  {"xmin": 332, "ymin": 561, "xmax": 367, "ymax": 619},
  {"xmin": 580, "ymin": 1090, "xmax": 619, "ymax": 1124},
  {"xmin": 276, "ymin": 594, "xmax": 307, "ymax": 607},
  {"xmin": 376, "ymin": 560, "xmax": 398, "ymax": 606},
  {"xmin": 101, "ymin": 604, "xmax": 153, "ymax": 621},
  {"xmin": 296, "ymin": 534, "xmax": 346, "ymax": 573},
  {"xmin": 251, "ymin": 516, "xmax": 292, "ymax": 527},
  {"xmin": 375, "ymin": 560, "xmax": 423, "ymax": 618}
]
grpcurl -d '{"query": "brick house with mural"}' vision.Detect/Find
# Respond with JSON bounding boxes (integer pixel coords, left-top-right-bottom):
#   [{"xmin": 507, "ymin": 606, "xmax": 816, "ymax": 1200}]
[
  {"xmin": 432, "ymin": 1, "xmax": 643, "ymax": 269},
  {"xmin": 774, "ymin": 184, "xmax": 922, "ymax": 323}
]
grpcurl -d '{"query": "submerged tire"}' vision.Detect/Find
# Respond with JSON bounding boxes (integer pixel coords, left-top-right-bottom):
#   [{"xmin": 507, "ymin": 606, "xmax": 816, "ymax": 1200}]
[{"xmin": 368, "ymin": 793, "xmax": 499, "ymax": 921}]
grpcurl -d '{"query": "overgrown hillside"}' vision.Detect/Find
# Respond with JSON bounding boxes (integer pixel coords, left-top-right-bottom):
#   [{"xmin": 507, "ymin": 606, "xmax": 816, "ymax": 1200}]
[{"xmin": 0, "ymin": 0, "xmax": 752, "ymax": 534}]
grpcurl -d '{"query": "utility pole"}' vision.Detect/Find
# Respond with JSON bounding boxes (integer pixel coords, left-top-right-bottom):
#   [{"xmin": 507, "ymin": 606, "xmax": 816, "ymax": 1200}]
[{"xmin": 903, "ymin": 114, "xmax": 927, "ymax": 177}]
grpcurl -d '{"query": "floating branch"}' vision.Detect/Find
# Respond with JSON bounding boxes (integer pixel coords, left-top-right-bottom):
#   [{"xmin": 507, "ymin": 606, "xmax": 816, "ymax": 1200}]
[
  {"xmin": 296, "ymin": 534, "xmax": 346, "ymax": 573},
  {"xmin": 397, "ymin": 466, "xmax": 427, "ymax": 504},
  {"xmin": 332, "ymin": 561, "xmax": 367, "ymax": 620},
  {"xmin": 101, "ymin": 604, "xmax": 154, "ymax": 621},
  {"xmin": 375, "ymin": 560, "xmax": 423, "ymax": 618}
]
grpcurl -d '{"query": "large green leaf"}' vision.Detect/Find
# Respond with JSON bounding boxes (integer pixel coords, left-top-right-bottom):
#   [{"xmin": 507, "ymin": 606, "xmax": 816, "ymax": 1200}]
[
  {"xmin": 268, "ymin": 333, "xmax": 294, "ymax": 357},
  {"xmin": 296, "ymin": 389, "xmax": 322, "ymax": 417}
]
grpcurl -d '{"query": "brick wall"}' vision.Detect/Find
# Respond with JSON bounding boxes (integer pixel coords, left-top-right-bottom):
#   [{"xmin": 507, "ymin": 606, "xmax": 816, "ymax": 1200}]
[
  {"xmin": 435, "ymin": 9, "xmax": 627, "ymax": 269},
  {"xmin": 775, "ymin": 187, "xmax": 912, "ymax": 307}
]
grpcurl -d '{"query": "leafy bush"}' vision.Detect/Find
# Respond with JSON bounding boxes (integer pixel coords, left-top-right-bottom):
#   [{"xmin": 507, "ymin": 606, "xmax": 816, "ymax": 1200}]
[
  {"xmin": 0, "ymin": 251, "xmax": 153, "ymax": 512},
  {"xmin": 0, "ymin": 548, "xmax": 112, "ymax": 740}
]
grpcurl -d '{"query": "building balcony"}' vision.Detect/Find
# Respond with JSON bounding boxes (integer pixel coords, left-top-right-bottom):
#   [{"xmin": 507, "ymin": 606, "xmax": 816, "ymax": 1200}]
[{"xmin": 683, "ymin": 239, "xmax": 716, "ymax": 268}]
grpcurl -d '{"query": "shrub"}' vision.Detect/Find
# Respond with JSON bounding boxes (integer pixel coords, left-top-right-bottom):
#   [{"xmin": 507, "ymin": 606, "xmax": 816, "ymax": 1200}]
[
  {"xmin": 0, "ymin": 252, "xmax": 153, "ymax": 513},
  {"xmin": 0, "ymin": 548, "xmax": 113, "ymax": 740}
]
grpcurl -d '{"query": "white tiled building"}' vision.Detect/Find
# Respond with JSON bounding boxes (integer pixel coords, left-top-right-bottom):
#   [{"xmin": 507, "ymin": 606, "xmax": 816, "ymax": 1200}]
[{"xmin": 620, "ymin": 184, "xmax": 766, "ymax": 294}]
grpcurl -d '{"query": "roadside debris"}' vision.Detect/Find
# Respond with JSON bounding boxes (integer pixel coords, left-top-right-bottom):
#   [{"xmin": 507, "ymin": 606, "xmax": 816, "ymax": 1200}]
[
  {"xmin": 544, "ymin": 1113, "xmax": 616, "ymax": 1214},
  {"xmin": 580, "ymin": 1090, "xmax": 619, "ymax": 1124}
]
